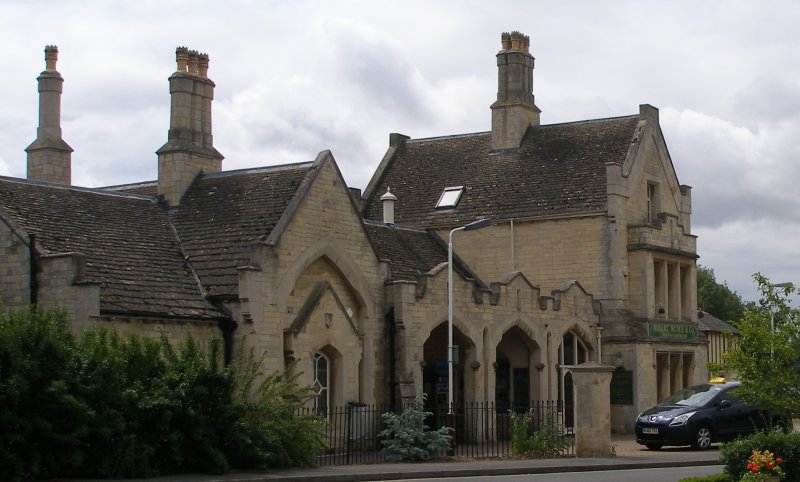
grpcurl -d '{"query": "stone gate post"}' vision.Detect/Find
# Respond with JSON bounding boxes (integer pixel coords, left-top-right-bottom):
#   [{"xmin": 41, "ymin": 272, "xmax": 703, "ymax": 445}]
[{"xmin": 570, "ymin": 361, "xmax": 615, "ymax": 457}]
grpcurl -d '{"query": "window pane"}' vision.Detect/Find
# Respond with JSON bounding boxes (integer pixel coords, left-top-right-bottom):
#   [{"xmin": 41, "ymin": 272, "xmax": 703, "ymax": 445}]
[{"xmin": 436, "ymin": 186, "xmax": 463, "ymax": 208}]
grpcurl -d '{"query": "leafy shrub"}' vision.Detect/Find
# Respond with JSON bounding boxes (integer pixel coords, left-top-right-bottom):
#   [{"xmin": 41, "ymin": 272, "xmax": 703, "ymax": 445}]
[
  {"xmin": 0, "ymin": 304, "xmax": 326, "ymax": 480},
  {"xmin": 379, "ymin": 395, "xmax": 451, "ymax": 461},
  {"xmin": 227, "ymin": 348, "xmax": 327, "ymax": 469},
  {"xmin": 720, "ymin": 431, "xmax": 800, "ymax": 481},
  {"xmin": 508, "ymin": 407, "xmax": 570, "ymax": 457},
  {"xmin": 68, "ymin": 328, "xmax": 167, "ymax": 477},
  {"xmin": 0, "ymin": 305, "xmax": 89, "ymax": 481}
]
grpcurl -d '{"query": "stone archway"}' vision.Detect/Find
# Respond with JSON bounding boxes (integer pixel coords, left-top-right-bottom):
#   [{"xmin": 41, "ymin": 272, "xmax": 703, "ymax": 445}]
[{"xmin": 495, "ymin": 325, "xmax": 542, "ymax": 412}]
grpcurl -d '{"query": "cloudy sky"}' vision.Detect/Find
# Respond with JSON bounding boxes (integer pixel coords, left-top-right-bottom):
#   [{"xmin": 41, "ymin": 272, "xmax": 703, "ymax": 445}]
[{"xmin": 1, "ymin": 0, "xmax": 798, "ymax": 304}]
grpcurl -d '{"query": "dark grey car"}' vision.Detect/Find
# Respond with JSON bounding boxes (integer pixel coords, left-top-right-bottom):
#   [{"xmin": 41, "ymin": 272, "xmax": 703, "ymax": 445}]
[{"xmin": 635, "ymin": 381, "xmax": 789, "ymax": 450}]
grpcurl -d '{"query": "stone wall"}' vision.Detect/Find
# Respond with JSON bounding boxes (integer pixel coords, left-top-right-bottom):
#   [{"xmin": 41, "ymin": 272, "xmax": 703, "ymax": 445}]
[
  {"xmin": 238, "ymin": 153, "xmax": 387, "ymax": 404},
  {"xmin": 0, "ymin": 221, "xmax": 30, "ymax": 306},
  {"xmin": 390, "ymin": 265, "xmax": 601, "ymax": 405}
]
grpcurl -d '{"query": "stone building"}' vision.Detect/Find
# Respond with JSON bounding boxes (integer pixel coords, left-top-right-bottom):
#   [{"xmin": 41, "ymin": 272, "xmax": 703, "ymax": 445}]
[
  {"xmin": 0, "ymin": 32, "xmax": 705, "ymax": 433},
  {"xmin": 359, "ymin": 31, "xmax": 705, "ymax": 432}
]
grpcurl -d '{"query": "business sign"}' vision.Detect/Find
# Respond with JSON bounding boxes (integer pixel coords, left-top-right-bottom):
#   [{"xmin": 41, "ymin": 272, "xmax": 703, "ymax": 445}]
[{"xmin": 648, "ymin": 321, "xmax": 699, "ymax": 340}]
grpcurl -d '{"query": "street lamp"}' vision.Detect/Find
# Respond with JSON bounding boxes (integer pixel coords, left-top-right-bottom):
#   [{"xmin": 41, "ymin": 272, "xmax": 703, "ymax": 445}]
[
  {"xmin": 770, "ymin": 282, "xmax": 794, "ymax": 332},
  {"xmin": 447, "ymin": 218, "xmax": 492, "ymax": 446},
  {"xmin": 769, "ymin": 282, "xmax": 793, "ymax": 358}
]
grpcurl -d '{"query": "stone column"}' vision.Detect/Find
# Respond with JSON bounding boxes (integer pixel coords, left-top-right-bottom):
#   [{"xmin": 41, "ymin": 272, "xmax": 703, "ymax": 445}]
[{"xmin": 570, "ymin": 361, "xmax": 615, "ymax": 457}]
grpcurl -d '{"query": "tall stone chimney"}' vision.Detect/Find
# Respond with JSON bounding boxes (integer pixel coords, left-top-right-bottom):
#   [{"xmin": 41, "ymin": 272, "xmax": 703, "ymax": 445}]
[
  {"xmin": 490, "ymin": 31, "xmax": 541, "ymax": 151},
  {"xmin": 157, "ymin": 47, "xmax": 223, "ymax": 207},
  {"xmin": 26, "ymin": 45, "xmax": 73, "ymax": 184}
]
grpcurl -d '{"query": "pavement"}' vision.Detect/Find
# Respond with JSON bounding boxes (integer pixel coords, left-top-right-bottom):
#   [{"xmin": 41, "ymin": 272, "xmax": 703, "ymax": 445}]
[{"xmin": 116, "ymin": 434, "xmax": 725, "ymax": 482}]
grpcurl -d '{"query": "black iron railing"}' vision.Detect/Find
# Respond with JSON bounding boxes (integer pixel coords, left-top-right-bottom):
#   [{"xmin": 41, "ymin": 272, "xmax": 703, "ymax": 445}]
[{"xmin": 296, "ymin": 400, "xmax": 574, "ymax": 466}]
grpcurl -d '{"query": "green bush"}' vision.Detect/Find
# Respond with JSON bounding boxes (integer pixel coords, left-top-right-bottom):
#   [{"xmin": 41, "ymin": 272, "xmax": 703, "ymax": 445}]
[
  {"xmin": 226, "ymin": 349, "xmax": 327, "ymax": 469},
  {"xmin": 69, "ymin": 328, "xmax": 167, "ymax": 477},
  {"xmin": 0, "ymin": 305, "xmax": 89, "ymax": 481},
  {"xmin": 508, "ymin": 407, "xmax": 570, "ymax": 458},
  {"xmin": 720, "ymin": 431, "xmax": 800, "ymax": 481},
  {"xmin": 0, "ymin": 304, "xmax": 327, "ymax": 480},
  {"xmin": 379, "ymin": 396, "xmax": 451, "ymax": 461}
]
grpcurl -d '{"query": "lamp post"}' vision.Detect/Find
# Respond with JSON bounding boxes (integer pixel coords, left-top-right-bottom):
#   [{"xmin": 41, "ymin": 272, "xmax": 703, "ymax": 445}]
[
  {"xmin": 769, "ymin": 282, "xmax": 794, "ymax": 360},
  {"xmin": 447, "ymin": 217, "xmax": 492, "ymax": 449}
]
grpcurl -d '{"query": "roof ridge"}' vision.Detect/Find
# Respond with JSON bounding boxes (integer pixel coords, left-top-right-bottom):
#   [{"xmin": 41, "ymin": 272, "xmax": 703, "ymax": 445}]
[
  {"xmin": 0, "ymin": 175, "xmax": 156, "ymax": 202},
  {"xmin": 363, "ymin": 219, "xmax": 430, "ymax": 233},
  {"xmin": 403, "ymin": 113, "xmax": 639, "ymax": 144},
  {"xmin": 201, "ymin": 161, "xmax": 315, "ymax": 179},
  {"xmin": 407, "ymin": 131, "xmax": 490, "ymax": 143},
  {"xmin": 537, "ymin": 113, "xmax": 639, "ymax": 128}
]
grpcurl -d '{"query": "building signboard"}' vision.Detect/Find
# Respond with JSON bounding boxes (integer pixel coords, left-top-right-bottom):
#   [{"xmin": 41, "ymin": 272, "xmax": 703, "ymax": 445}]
[{"xmin": 648, "ymin": 321, "xmax": 699, "ymax": 340}]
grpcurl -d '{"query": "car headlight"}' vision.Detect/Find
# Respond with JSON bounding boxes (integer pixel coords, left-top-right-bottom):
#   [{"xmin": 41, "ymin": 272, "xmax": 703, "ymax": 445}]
[{"xmin": 669, "ymin": 411, "xmax": 696, "ymax": 426}]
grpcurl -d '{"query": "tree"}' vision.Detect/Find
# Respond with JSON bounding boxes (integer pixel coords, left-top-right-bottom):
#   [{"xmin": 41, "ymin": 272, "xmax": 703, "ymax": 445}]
[
  {"xmin": 697, "ymin": 265, "xmax": 745, "ymax": 323},
  {"xmin": 710, "ymin": 273, "xmax": 800, "ymax": 415}
]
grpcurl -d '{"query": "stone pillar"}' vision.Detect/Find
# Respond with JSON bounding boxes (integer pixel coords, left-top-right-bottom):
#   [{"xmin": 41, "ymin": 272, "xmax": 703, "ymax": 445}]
[{"xmin": 570, "ymin": 361, "xmax": 615, "ymax": 457}]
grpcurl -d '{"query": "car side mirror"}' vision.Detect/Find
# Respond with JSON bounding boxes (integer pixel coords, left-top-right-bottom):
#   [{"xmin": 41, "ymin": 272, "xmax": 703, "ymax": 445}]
[{"xmin": 719, "ymin": 399, "xmax": 732, "ymax": 409}]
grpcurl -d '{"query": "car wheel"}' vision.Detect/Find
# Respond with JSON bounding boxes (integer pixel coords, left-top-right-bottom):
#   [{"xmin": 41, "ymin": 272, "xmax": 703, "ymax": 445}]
[
  {"xmin": 645, "ymin": 443, "xmax": 662, "ymax": 450},
  {"xmin": 691, "ymin": 425, "xmax": 712, "ymax": 450},
  {"xmin": 772, "ymin": 417, "xmax": 790, "ymax": 434}
]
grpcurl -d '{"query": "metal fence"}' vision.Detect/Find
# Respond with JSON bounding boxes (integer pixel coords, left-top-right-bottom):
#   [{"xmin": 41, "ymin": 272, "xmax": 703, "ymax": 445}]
[{"xmin": 296, "ymin": 400, "xmax": 574, "ymax": 466}]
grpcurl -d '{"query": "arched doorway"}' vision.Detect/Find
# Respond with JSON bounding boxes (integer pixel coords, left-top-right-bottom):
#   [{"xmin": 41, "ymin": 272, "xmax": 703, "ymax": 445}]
[
  {"xmin": 495, "ymin": 325, "xmax": 541, "ymax": 412},
  {"xmin": 422, "ymin": 322, "xmax": 474, "ymax": 431}
]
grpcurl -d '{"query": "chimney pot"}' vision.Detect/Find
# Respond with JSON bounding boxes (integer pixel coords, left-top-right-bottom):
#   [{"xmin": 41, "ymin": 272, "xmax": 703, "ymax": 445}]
[
  {"xmin": 44, "ymin": 45, "xmax": 58, "ymax": 71},
  {"xmin": 176, "ymin": 47, "xmax": 189, "ymax": 72},
  {"xmin": 187, "ymin": 50, "xmax": 199, "ymax": 76},
  {"xmin": 198, "ymin": 53, "xmax": 209, "ymax": 78},
  {"xmin": 500, "ymin": 32, "xmax": 512, "ymax": 51}
]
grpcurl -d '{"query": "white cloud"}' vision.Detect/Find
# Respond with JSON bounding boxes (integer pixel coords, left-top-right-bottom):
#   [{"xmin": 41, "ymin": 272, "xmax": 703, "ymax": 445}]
[{"xmin": 2, "ymin": 0, "xmax": 800, "ymax": 303}]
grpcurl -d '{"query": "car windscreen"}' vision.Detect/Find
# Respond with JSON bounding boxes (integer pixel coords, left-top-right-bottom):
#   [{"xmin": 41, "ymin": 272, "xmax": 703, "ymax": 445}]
[{"xmin": 659, "ymin": 384, "xmax": 724, "ymax": 406}]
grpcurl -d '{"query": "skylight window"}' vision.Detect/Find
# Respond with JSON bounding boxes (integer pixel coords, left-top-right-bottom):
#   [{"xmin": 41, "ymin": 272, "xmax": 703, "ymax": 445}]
[{"xmin": 436, "ymin": 186, "xmax": 464, "ymax": 208}]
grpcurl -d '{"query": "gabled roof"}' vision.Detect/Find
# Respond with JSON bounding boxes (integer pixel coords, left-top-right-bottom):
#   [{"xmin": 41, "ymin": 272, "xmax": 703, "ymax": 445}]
[
  {"xmin": 698, "ymin": 311, "xmax": 740, "ymax": 335},
  {"xmin": 0, "ymin": 176, "xmax": 223, "ymax": 320},
  {"xmin": 362, "ymin": 115, "xmax": 640, "ymax": 227},
  {"xmin": 170, "ymin": 162, "xmax": 317, "ymax": 298},
  {"xmin": 363, "ymin": 220, "xmax": 484, "ymax": 286}
]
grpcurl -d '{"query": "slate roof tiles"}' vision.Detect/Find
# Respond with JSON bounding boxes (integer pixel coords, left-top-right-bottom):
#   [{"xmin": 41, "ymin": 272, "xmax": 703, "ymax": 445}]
[
  {"xmin": 0, "ymin": 177, "xmax": 222, "ymax": 320},
  {"xmin": 363, "ymin": 220, "xmax": 482, "ymax": 285},
  {"xmin": 363, "ymin": 115, "xmax": 640, "ymax": 227},
  {"xmin": 170, "ymin": 163, "xmax": 316, "ymax": 298},
  {"xmin": 0, "ymin": 160, "xmax": 318, "ymax": 319}
]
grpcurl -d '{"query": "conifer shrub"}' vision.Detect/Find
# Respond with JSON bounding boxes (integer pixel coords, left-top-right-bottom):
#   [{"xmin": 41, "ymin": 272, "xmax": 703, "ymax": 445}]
[{"xmin": 379, "ymin": 395, "xmax": 451, "ymax": 461}]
